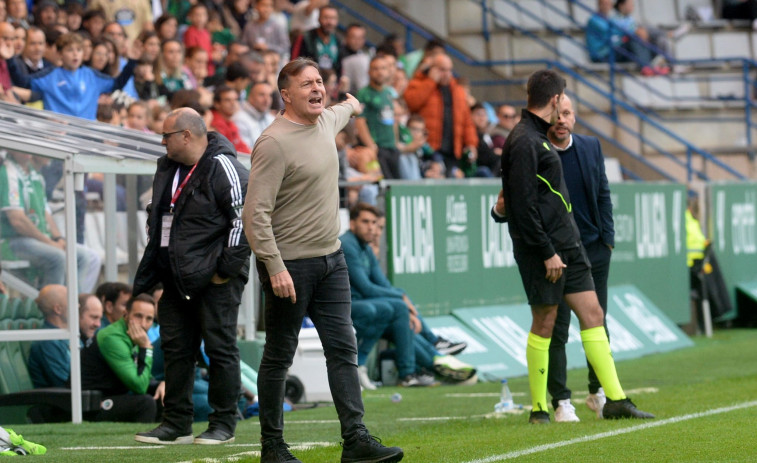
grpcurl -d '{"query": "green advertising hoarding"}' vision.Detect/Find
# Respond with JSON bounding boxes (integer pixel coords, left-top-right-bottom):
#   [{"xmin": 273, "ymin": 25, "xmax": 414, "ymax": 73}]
[
  {"xmin": 386, "ymin": 181, "xmax": 689, "ymax": 324},
  {"xmin": 422, "ymin": 285, "xmax": 692, "ymax": 382},
  {"xmin": 708, "ymin": 182, "xmax": 757, "ymax": 320}
]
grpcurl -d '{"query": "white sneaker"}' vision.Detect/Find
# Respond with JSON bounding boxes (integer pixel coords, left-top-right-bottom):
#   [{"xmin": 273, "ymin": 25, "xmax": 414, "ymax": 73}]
[
  {"xmin": 357, "ymin": 365, "xmax": 377, "ymax": 390},
  {"xmin": 554, "ymin": 399, "xmax": 580, "ymax": 422},
  {"xmin": 433, "ymin": 355, "xmax": 476, "ymax": 381},
  {"xmin": 586, "ymin": 387, "xmax": 607, "ymax": 419}
]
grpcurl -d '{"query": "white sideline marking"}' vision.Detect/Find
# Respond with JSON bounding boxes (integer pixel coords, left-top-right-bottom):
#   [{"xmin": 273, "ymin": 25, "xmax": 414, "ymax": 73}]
[
  {"xmin": 398, "ymin": 416, "xmax": 464, "ymax": 422},
  {"xmin": 464, "ymin": 400, "xmax": 757, "ymax": 463},
  {"xmin": 62, "ymin": 446, "xmax": 165, "ymax": 450},
  {"xmin": 445, "ymin": 387, "xmax": 658, "ymax": 399}
]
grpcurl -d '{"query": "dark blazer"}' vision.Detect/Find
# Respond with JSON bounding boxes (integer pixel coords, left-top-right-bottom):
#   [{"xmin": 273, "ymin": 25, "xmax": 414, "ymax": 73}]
[{"xmin": 571, "ymin": 133, "xmax": 615, "ymax": 248}]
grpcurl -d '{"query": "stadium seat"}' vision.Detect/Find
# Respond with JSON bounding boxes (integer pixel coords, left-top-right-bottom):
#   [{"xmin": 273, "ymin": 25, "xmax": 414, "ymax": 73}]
[
  {"xmin": 712, "ymin": 32, "xmax": 751, "ymax": 61},
  {"xmin": 674, "ymin": 34, "xmax": 712, "ymax": 62},
  {"xmin": 672, "ymin": 79, "xmax": 703, "ymax": 109},
  {"xmin": 639, "ymin": 0, "xmax": 679, "ymax": 28},
  {"xmin": 570, "ymin": 0, "xmax": 593, "ymax": 27},
  {"xmin": 677, "ymin": 0, "xmax": 715, "ymax": 22},
  {"xmin": 0, "ymin": 293, "xmax": 8, "ymax": 319},
  {"xmin": 646, "ymin": 76, "xmax": 675, "ymax": 109},
  {"xmin": 556, "ymin": 35, "xmax": 590, "ymax": 67},
  {"xmin": 544, "ymin": 0, "xmax": 574, "ymax": 31},
  {"xmin": 0, "ymin": 341, "xmax": 103, "ymax": 423},
  {"xmin": 6, "ymin": 297, "xmax": 22, "ymax": 320},
  {"xmin": 622, "ymin": 76, "xmax": 652, "ymax": 107},
  {"xmin": 491, "ymin": 1, "xmax": 518, "ymax": 29},
  {"xmin": 709, "ymin": 74, "xmax": 746, "ymax": 100}
]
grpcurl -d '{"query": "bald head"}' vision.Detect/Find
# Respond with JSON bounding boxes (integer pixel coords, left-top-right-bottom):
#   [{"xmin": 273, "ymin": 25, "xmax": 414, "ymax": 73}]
[
  {"xmin": 167, "ymin": 107, "xmax": 207, "ymax": 138},
  {"xmin": 35, "ymin": 284, "xmax": 68, "ymax": 327},
  {"xmin": 162, "ymin": 107, "xmax": 209, "ymax": 166},
  {"xmin": 432, "ymin": 54, "xmax": 453, "ymax": 86},
  {"xmin": 0, "ymin": 22, "xmax": 14, "ymax": 40}
]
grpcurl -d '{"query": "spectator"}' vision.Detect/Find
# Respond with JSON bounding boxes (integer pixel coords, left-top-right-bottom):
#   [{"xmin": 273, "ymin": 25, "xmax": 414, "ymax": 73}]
[
  {"xmin": 0, "ymin": 22, "xmax": 19, "ymax": 103},
  {"xmin": 612, "ymin": 0, "xmax": 670, "ymax": 74},
  {"xmin": 27, "ymin": 284, "xmax": 70, "ymax": 388},
  {"xmin": 89, "ymin": 0, "xmax": 153, "ymax": 46},
  {"xmin": 0, "ymin": 151, "xmax": 101, "ymax": 292},
  {"xmin": 183, "ymin": 3, "xmax": 215, "ymax": 76},
  {"xmin": 78, "ymin": 293, "xmax": 103, "ymax": 347},
  {"xmin": 33, "ymin": 1, "xmax": 58, "ymax": 29},
  {"xmin": 66, "ymin": 3, "xmax": 84, "ymax": 33},
  {"xmin": 211, "ymin": 84, "xmax": 251, "ymax": 153},
  {"xmin": 156, "ymin": 38, "xmax": 192, "ymax": 97},
  {"xmin": 88, "ymin": 38, "xmax": 118, "ymax": 75},
  {"xmin": 4, "ymin": 32, "xmax": 138, "ymax": 120},
  {"xmin": 293, "ymin": 5, "xmax": 342, "ymax": 75},
  {"xmin": 400, "ymin": 114, "xmax": 443, "ymax": 179},
  {"xmin": 289, "ymin": 0, "xmax": 327, "ymax": 34},
  {"xmin": 81, "ymin": 294, "xmax": 164, "ymax": 422},
  {"xmin": 404, "ymin": 53, "xmax": 478, "ymax": 178},
  {"xmin": 242, "ymin": 0, "xmax": 290, "ymax": 58},
  {"xmin": 184, "ymin": 46, "xmax": 209, "ymax": 89},
  {"xmin": 149, "ymin": 103, "xmax": 171, "ymax": 133},
  {"xmin": 134, "ymin": 30, "xmax": 161, "ymax": 66},
  {"xmin": 9, "ymin": 26, "xmax": 51, "ymax": 103},
  {"xmin": 232, "ymin": 80, "xmax": 275, "ymax": 148},
  {"xmin": 341, "ymin": 203, "xmax": 475, "ymax": 388},
  {"xmin": 341, "ymin": 23, "xmax": 372, "ymax": 94},
  {"xmin": 96, "ymin": 281, "xmax": 132, "ymax": 328},
  {"xmin": 490, "ymin": 104, "xmax": 518, "ymax": 153},
  {"xmin": 11, "ymin": 22, "xmax": 24, "ymax": 55},
  {"xmin": 133, "ymin": 58, "xmax": 161, "ymax": 100},
  {"xmin": 225, "ymin": 0, "xmax": 252, "ymax": 32},
  {"xmin": 336, "ymin": 126, "xmax": 381, "ymax": 206},
  {"xmin": 223, "ymin": 60, "xmax": 252, "ymax": 101},
  {"xmin": 261, "ymin": 48, "xmax": 284, "ymax": 109},
  {"xmin": 126, "ymin": 100, "xmax": 152, "ymax": 132},
  {"xmin": 81, "ymin": 9, "xmax": 106, "ymax": 40},
  {"xmin": 471, "ymin": 102, "xmax": 499, "ymax": 177},
  {"xmin": 400, "ymin": 38, "xmax": 445, "ymax": 79},
  {"xmin": 356, "ymin": 55, "xmax": 403, "ymax": 179},
  {"xmin": 154, "ymin": 14, "xmax": 179, "ymax": 42},
  {"xmin": 6, "ymin": 0, "xmax": 30, "ymax": 29}
]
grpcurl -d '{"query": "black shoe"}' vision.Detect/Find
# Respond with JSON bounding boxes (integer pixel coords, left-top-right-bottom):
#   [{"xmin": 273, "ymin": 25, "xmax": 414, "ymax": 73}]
[
  {"xmin": 434, "ymin": 337, "xmax": 467, "ymax": 356},
  {"xmin": 261, "ymin": 439, "xmax": 302, "ymax": 463},
  {"xmin": 194, "ymin": 427, "xmax": 235, "ymax": 445},
  {"xmin": 602, "ymin": 398, "xmax": 655, "ymax": 419},
  {"xmin": 341, "ymin": 432, "xmax": 403, "ymax": 463},
  {"xmin": 134, "ymin": 424, "xmax": 194, "ymax": 445},
  {"xmin": 528, "ymin": 411, "xmax": 550, "ymax": 424}
]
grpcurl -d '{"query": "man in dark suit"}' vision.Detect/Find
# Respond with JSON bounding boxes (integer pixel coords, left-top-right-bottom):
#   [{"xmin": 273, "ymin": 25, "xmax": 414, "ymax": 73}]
[{"xmin": 545, "ymin": 94, "xmax": 615, "ymax": 422}]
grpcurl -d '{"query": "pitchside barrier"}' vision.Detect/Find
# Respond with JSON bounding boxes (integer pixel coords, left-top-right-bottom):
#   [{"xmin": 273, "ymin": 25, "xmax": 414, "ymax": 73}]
[
  {"xmin": 424, "ymin": 285, "xmax": 694, "ymax": 381},
  {"xmin": 384, "ymin": 181, "xmax": 690, "ymax": 324},
  {"xmin": 707, "ymin": 181, "xmax": 757, "ymax": 323}
]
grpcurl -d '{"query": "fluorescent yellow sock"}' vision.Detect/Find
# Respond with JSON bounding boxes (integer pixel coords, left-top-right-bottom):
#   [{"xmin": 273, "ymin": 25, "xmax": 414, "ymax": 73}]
[
  {"xmin": 526, "ymin": 332, "xmax": 551, "ymax": 412},
  {"xmin": 581, "ymin": 326, "xmax": 626, "ymax": 400}
]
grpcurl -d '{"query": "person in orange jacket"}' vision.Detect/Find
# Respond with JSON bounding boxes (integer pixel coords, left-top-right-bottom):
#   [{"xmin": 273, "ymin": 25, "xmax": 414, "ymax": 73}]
[{"xmin": 403, "ymin": 53, "xmax": 478, "ymax": 177}]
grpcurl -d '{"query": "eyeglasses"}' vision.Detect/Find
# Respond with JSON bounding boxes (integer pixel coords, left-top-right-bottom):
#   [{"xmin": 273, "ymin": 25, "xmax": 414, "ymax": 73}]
[
  {"xmin": 499, "ymin": 113, "xmax": 517, "ymax": 119},
  {"xmin": 162, "ymin": 129, "xmax": 187, "ymax": 140}
]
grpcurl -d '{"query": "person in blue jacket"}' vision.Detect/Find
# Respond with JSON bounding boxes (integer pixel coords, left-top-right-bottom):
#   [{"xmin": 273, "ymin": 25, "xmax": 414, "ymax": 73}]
[{"xmin": 3, "ymin": 32, "xmax": 137, "ymax": 120}]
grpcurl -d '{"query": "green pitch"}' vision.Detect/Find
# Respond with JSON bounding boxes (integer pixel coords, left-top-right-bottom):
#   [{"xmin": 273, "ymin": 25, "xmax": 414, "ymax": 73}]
[{"xmin": 7, "ymin": 329, "xmax": 757, "ymax": 462}]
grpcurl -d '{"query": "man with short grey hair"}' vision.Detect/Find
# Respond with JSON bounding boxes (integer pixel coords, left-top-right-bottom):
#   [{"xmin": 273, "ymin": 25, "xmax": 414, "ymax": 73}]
[{"xmin": 134, "ymin": 107, "xmax": 250, "ymax": 446}]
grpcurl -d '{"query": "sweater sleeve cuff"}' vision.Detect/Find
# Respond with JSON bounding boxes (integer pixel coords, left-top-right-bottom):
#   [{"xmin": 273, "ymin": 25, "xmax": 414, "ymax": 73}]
[{"xmin": 265, "ymin": 257, "xmax": 287, "ymax": 278}]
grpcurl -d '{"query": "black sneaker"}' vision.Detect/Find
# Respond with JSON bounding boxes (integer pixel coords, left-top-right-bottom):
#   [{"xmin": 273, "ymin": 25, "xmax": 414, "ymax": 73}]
[
  {"xmin": 341, "ymin": 432, "xmax": 403, "ymax": 463},
  {"xmin": 434, "ymin": 337, "xmax": 467, "ymax": 356},
  {"xmin": 134, "ymin": 424, "xmax": 194, "ymax": 445},
  {"xmin": 528, "ymin": 411, "xmax": 550, "ymax": 424},
  {"xmin": 602, "ymin": 398, "xmax": 655, "ymax": 419},
  {"xmin": 194, "ymin": 427, "xmax": 235, "ymax": 445},
  {"xmin": 261, "ymin": 439, "xmax": 302, "ymax": 463}
]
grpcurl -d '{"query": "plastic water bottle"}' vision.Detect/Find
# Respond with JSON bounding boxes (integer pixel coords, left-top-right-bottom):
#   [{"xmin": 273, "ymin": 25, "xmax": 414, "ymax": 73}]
[
  {"xmin": 494, "ymin": 379, "xmax": 514, "ymax": 412},
  {"xmin": 391, "ymin": 393, "xmax": 402, "ymax": 403}
]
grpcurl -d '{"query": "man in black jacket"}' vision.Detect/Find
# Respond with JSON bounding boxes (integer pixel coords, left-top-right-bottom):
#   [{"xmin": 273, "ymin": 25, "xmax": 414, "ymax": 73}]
[
  {"xmin": 493, "ymin": 69, "xmax": 652, "ymax": 424},
  {"xmin": 133, "ymin": 108, "xmax": 250, "ymax": 445}
]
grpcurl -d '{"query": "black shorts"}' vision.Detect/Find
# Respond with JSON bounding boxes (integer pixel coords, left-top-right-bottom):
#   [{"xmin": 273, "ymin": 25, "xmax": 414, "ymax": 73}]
[{"xmin": 513, "ymin": 245, "xmax": 595, "ymax": 306}]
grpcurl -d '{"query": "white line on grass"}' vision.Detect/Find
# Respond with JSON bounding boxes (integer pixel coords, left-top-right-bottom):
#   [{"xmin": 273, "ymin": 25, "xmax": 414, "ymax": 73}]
[
  {"xmin": 175, "ymin": 442, "xmax": 335, "ymax": 463},
  {"xmin": 446, "ymin": 387, "xmax": 658, "ymax": 399},
  {"xmin": 464, "ymin": 400, "xmax": 757, "ymax": 463},
  {"xmin": 61, "ymin": 446, "xmax": 166, "ymax": 450}
]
